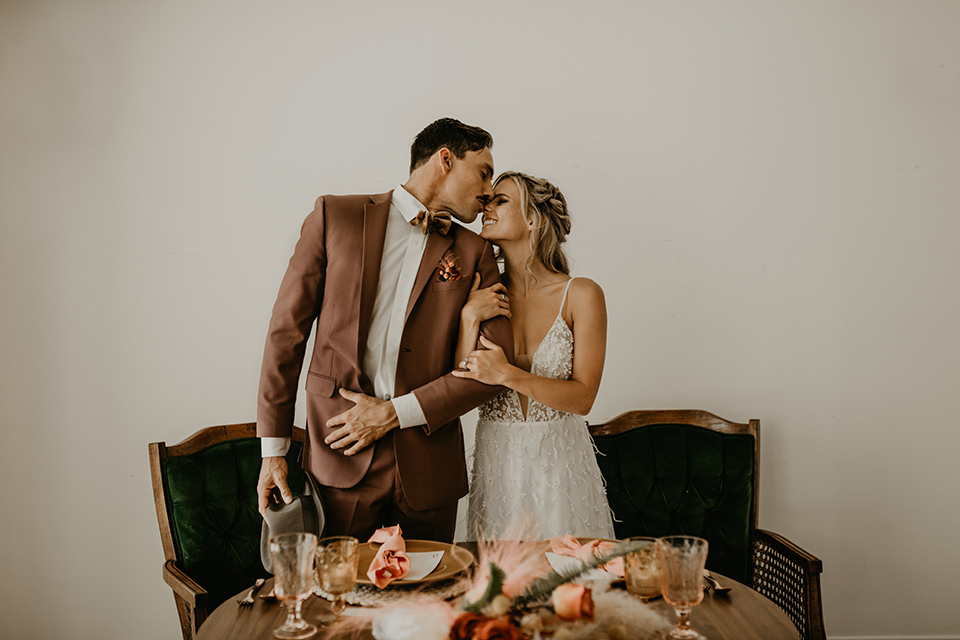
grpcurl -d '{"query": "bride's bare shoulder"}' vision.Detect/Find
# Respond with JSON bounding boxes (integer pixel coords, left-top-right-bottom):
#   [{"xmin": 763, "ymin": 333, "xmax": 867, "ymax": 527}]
[
  {"xmin": 568, "ymin": 276, "xmax": 604, "ymax": 299},
  {"xmin": 565, "ymin": 277, "xmax": 606, "ymax": 317}
]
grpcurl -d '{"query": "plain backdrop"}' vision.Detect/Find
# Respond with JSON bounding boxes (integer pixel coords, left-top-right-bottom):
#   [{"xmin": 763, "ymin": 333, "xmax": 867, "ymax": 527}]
[{"xmin": 1, "ymin": 1, "xmax": 958, "ymax": 638}]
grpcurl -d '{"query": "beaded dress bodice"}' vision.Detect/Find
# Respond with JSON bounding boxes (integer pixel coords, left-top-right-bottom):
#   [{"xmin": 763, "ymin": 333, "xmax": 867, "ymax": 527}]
[{"xmin": 479, "ymin": 281, "xmax": 575, "ymax": 424}]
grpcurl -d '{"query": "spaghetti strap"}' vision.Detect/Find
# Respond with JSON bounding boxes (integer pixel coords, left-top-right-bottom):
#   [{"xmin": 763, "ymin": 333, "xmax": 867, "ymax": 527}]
[{"xmin": 557, "ymin": 278, "xmax": 575, "ymax": 319}]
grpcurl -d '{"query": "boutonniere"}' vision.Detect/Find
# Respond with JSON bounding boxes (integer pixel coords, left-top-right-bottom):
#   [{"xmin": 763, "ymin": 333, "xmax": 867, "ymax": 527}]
[{"xmin": 436, "ymin": 251, "xmax": 463, "ymax": 282}]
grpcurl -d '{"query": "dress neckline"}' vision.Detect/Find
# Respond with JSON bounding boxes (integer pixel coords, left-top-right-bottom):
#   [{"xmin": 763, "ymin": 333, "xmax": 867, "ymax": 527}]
[
  {"xmin": 512, "ymin": 279, "xmax": 574, "ymax": 421},
  {"xmin": 515, "ymin": 278, "xmax": 574, "ymax": 366}
]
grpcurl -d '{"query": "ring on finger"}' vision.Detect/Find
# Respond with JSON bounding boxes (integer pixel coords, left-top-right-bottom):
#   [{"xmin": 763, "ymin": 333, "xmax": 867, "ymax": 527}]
[{"xmin": 499, "ymin": 293, "xmax": 505, "ymax": 302}]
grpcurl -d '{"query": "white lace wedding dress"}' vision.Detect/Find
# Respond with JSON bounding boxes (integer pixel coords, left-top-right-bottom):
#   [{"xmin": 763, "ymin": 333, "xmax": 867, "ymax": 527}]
[{"xmin": 467, "ymin": 279, "xmax": 616, "ymax": 540}]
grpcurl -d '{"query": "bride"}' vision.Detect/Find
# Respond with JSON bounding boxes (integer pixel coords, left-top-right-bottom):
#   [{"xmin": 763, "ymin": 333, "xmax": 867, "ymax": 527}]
[{"xmin": 452, "ymin": 171, "xmax": 615, "ymax": 540}]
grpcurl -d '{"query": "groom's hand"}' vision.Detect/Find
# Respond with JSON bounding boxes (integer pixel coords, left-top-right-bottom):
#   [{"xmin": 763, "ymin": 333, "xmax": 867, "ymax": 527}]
[
  {"xmin": 257, "ymin": 456, "xmax": 291, "ymax": 517},
  {"xmin": 325, "ymin": 389, "xmax": 400, "ymax": 456}
]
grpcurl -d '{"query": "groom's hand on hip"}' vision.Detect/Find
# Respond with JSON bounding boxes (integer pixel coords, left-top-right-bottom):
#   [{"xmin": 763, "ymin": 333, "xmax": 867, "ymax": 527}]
[{"xmin": 325, "ymin": 389, "xmax": 400, "ymax": 456}]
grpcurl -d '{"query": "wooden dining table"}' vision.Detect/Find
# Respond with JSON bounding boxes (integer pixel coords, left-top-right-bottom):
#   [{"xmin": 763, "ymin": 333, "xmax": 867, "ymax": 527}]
[{"xmin": 196, "ymin": 542, "xmax": 798, "ymax": 640}]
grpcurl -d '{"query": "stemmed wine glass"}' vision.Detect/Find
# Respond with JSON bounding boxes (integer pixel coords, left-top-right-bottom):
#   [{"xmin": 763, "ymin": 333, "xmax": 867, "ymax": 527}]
[
  {"xmin": 657, "ymin": 536, "xmax": 709, "ymax": 640},
  {"xmin": 316, "ymin": 536, "xmax": 359, "ymax": 626},
  {"xmin": 269, "ymin": 532, "xmax": 319, "ymax": 640}
]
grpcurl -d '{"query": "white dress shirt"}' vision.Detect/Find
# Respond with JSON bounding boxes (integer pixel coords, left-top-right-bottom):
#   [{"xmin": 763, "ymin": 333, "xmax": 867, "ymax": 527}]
[{"xmin": 262, "ymin": 186, "xmax": 430, "ymax": 457}]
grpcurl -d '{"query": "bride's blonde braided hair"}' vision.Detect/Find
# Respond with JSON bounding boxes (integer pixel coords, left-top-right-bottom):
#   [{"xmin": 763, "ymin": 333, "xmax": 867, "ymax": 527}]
[{"xmin": 493, "ymin": 171, "xmax": 572, "ymax": 275}]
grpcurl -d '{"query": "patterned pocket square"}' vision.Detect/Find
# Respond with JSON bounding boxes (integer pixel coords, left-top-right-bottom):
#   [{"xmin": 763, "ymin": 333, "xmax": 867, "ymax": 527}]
[{"xmin": 436, "ymin": 250, "xmax": 463, "ymax": 282}]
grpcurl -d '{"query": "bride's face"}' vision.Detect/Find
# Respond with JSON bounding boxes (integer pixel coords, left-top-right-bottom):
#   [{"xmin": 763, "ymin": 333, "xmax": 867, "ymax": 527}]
[{"xmin": 480, "ymin": 179, "xmax": 531, "ymax": 243}]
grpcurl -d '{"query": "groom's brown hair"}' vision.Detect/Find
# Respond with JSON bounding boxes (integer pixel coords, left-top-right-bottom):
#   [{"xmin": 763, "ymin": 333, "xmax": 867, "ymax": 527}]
[{"xmin": 409, "ymin": 118, "xmax": 493, "ymax": 174}]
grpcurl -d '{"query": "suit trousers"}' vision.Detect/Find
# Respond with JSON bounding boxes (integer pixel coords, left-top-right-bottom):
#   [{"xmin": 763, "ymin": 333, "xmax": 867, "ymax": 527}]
[{"xmin": 315, "ymin": 431, "xmax": 459, "ymax": 543}]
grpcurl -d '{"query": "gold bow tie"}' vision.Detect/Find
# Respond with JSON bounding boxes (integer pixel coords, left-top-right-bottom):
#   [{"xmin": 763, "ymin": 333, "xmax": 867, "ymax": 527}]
[{"xmin": 412, "ymin": 210, "xmax": 452, "ymax": 236}]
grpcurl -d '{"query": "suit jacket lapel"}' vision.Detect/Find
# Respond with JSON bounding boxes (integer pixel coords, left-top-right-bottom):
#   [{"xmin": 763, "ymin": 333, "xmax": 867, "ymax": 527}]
[
  {"xmin": 405, "ymin": 228, "xmax": 454, "ymax": 324},
  {"xmin": 357, "ymin": 192, "xmax": 392, "ymax": 363}
]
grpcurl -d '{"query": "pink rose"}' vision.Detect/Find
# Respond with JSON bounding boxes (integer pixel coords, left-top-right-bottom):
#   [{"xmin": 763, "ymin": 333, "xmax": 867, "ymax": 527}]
[
  {"xmin": 551, "ymin": 583, "xmax": 595, "ymax": 621},
  {"xmin": 550, "ymin": 536, "xmax": 624, "ymax": 578}
]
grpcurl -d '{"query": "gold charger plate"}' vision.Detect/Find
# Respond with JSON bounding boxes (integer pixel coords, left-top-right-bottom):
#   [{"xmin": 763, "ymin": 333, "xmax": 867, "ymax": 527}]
[
  {"xmin": 576, "ymin": 537, "xmax": 619, "ymax": 545},
  {"xmin": 356, "ymin": 539, "xmax": 475, "ymax": 586}
]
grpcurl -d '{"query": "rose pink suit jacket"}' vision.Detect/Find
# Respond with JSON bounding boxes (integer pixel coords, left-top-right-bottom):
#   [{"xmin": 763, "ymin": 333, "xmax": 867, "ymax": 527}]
[{"xmin": 257, "ymin": 191, "xmax": 513, "ymax": 511}]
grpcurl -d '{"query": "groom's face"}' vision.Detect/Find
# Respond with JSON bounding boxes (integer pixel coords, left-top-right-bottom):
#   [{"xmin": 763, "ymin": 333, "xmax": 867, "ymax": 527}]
[{"xmin": 438, "ymin": 147, "xmax": 494, "ymax": 223}]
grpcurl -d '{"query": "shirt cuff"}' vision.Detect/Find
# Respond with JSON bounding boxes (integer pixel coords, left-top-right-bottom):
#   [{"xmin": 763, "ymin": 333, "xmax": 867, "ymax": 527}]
[
  {"xmin": 392, "ymin": 393, "xmax": 427, "ymax": 429},
  {"xmin": 261, "ymin": 437, "xmax": 291, "ymax": 457}
]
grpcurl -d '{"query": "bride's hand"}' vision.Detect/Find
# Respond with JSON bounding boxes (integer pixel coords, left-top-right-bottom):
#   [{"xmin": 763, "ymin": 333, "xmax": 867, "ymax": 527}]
[
  {"xmin": 461, "ymin": 274, "xmax": 511, "ymax": 326},
  {"xmin": 452, "ymin": 335, "xmax": 512, "ymax": 386}
]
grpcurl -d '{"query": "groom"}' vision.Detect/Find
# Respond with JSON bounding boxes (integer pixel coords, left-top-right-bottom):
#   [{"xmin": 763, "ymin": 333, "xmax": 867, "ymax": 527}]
[{"xmin": 256, "ymin": 118, "xmax": 513, "ymax": 543}]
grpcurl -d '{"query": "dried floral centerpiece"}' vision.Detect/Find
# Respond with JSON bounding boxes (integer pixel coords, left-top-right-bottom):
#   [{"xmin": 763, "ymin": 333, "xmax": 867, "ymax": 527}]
[{"xmin": 371, "ymin": 537, "xmax": 670, "ymax": 640}]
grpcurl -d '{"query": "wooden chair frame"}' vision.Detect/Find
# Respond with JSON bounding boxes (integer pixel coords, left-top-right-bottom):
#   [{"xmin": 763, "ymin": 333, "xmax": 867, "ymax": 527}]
[
  {"xmin": 149, "ymin": 423, "xmax": 306, "ymax": 640},
  {"xmin": 589, "ymin": 410, "xmax": 825, "ymax": 640}
]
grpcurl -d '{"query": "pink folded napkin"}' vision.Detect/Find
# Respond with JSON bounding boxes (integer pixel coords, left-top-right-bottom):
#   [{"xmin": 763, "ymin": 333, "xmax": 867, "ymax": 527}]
[
  {"xmin": 367, "ymin": 525, "xmax": 410, "ymax": 589},
  {"xmin": 549, "ymin": 534, "xmax": 624, "ymax": 578}
]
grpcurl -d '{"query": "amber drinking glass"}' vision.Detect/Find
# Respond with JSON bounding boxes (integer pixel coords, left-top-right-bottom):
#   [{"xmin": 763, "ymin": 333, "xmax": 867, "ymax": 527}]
[
  {"xmin": 316, "ymin": 536, "xmax": 360, "ymax": 625},
  {"xmin": 623, "ymin": 536, "xmax": 662, "ymax": 600},
  {"xmin": 269, "ymin": 532, "xmax": 319, "ymax": 640},
  {"xmin": 657, "ymin": 536, "xmax": 709, "ymax": 639}
]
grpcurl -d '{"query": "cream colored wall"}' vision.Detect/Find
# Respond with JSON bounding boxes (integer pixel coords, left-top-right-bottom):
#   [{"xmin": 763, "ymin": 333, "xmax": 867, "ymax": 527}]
[{"xmin": 2, "ymin": 1, "xmax": 958, "ymax": 638}]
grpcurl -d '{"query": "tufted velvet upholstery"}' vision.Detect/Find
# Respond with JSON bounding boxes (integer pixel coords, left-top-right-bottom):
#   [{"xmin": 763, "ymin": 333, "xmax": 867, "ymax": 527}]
[
  {"xmin": 161, "ymin": 437, "xmax": 305, "ymax": 608},
  {"xmin": 590, "ymin": 420, "xmax": 756, "ymax": 583},
  {"xmin": 151, "ymin": 424, "xmax": 308, "ymax": 639},
  {"xmin": 589, "ymin": 411, "xmax": 826, "ymax": 640}
]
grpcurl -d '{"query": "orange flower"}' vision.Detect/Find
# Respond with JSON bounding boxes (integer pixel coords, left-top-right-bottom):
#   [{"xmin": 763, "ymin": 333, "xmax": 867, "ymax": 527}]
[
  {"xmin": 473, "ymin": 618, "xmax": 524, "ymax": 640},
  {"xmin": 449, "ymin": 612, "xmax": 486, "ymax": 640},
  {"xmin": 436, "ymin": 253, "xmax": 463, "ymax": 282},
  {"xmin": 551, "ymin": 583, "xmax": 595, "ymax": 621}
]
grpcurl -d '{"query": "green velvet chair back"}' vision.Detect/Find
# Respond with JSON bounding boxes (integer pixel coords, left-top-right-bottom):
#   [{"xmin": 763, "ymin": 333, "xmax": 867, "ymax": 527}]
[
  {"xmin": 150, "ymin": 423, "xmax": 306, "ymax": 637},
  {"xmin": 589, "ymin": 410, "xmax": 759, "ymax": 584}
]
